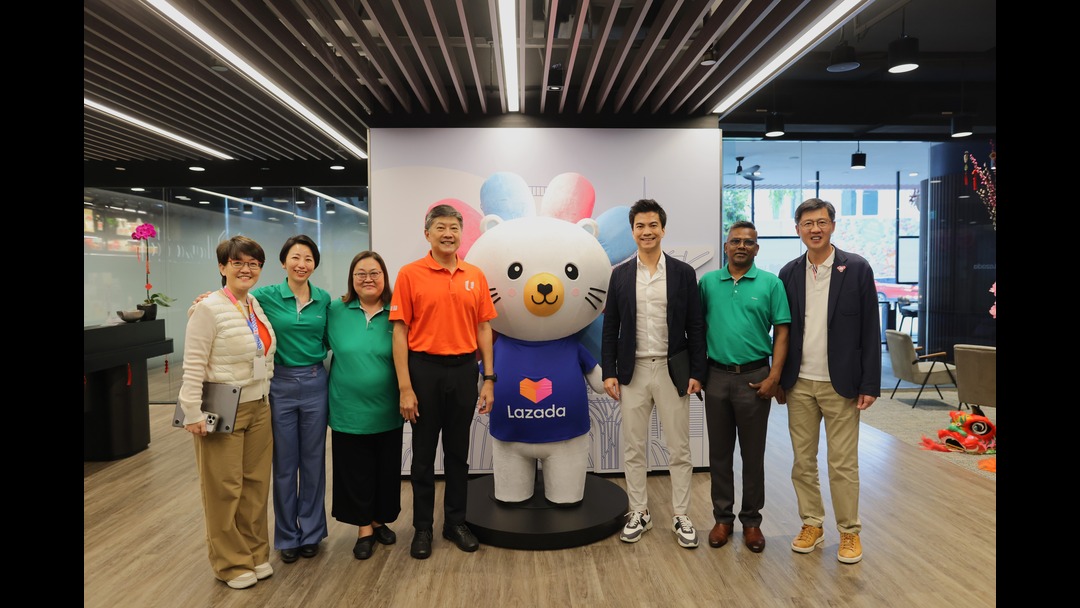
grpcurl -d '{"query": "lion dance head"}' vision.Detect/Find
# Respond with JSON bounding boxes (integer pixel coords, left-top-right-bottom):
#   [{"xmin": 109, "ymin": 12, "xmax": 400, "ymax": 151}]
[{"xmin": 919, "ymin": 405, "xmax": 996, "ymax": 454}]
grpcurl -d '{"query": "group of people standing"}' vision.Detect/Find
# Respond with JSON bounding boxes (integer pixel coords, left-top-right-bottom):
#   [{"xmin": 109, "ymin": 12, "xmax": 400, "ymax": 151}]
[
  {"xmin": 174, "ymin": 195, "xmax": 879, "ymax": 590},
  {"xmin": 601, "ymin": 197, "xmax": 879, "ymax": 567},
  {"xmin": 176, "ymin": 203, "xmax": 495, "ymax": 589}
]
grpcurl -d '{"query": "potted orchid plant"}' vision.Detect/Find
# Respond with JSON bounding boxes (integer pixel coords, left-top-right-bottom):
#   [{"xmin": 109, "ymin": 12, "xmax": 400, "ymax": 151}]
[{"xmin": 132, "ymin": 223, "xmax": 175, "ymax": 320}]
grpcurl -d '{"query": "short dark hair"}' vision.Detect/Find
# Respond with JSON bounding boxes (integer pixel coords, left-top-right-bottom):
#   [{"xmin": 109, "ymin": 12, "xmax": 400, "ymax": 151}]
[
  {"xmin": 279, "ymin": 234, "xmax": 320, "ymax": 268},
  {"xmin": 216, "ymin": 236, "xmax": 265, "ymax": 287},
  {"xmin": 628, "ymin": 198, "xmax": 667, "ymax": 228},
  {"xmin": 794, "ymin": 198, "xmax": 836, "ymax": 223},
  {"xmin": 342, "ymin": 250, "xmax": 392, "ymax": 306},
  {"xmin": 425, "ymin": 204, "xmax": 463, "ymax": 230}
]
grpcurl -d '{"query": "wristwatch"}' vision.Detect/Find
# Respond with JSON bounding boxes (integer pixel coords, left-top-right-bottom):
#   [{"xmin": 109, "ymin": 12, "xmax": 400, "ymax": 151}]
[{"xmin": 482, "ymin": 373, "xmax": 498, "ymax": 382}]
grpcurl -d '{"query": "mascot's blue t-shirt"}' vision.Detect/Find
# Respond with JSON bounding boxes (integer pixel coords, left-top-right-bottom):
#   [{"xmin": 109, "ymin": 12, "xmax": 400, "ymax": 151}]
[{"xmin": 488, "ymin": 336, "xmax": 596, "ymax": 443}]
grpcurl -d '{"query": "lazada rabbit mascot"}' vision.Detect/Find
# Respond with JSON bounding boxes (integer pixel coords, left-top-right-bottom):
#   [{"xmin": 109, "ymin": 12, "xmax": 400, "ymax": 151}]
[{"xmin": 465, "ymin": 172, "xmax": 617, "ymax": 505}]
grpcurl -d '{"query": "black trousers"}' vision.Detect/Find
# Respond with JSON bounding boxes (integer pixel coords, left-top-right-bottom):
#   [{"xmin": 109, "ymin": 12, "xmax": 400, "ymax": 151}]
[
  {"xmin": 330, "ymin": 427, "xmax": 404, "ymax": 528},
  {"xmin": 407, "ymin": 352, "xmax": 479, "ymax": 531},
  {"xmin": 704, "ymin": 365, "xmax": 772, "ymax": 527}
]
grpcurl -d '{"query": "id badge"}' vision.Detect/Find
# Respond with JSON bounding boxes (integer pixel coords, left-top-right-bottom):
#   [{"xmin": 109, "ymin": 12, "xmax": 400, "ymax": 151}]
[{"xmin": 253, "ymin": 353, "xmax": 268, "ymax": 380}]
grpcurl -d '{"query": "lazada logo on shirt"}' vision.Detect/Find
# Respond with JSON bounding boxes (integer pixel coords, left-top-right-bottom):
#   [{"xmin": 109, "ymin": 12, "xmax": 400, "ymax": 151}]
[{"xmin": 519, "ymin": 378, "xmax": 553, "ymax": 403}]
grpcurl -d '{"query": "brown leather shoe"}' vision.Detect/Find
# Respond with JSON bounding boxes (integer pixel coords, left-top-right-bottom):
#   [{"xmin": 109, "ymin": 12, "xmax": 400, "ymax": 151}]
[
  {"xmin": 744, "ymin": 526, "xmax": 765, "ymax": 552},
  {"xmin": 708, "ymin": 523, "xmax": 734, "ymax": 548}
]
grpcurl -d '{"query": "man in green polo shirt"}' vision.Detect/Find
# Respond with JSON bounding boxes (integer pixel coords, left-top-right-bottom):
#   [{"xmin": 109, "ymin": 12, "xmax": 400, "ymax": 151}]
[{"xmin": 698, "ymin": 220, "xmax": 790, "ymax": 553}]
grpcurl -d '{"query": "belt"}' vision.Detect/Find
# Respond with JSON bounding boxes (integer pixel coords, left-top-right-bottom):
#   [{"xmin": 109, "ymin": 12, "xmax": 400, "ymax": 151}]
[
  {"xmin": 411, "ymin": 351, "xmax": 476, "ymax": 365},
  {"xmin": 709, "ymin": 358, "xmax": 769, "ymax": 374}
]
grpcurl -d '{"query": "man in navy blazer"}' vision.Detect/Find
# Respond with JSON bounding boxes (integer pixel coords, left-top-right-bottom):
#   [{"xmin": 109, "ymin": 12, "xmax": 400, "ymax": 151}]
[
  {"xmin": 601, "ymin": 199, "xmax": 707, "ymax": 549},
  {"xmin": 776, "ymin": 198, "xmax": 880, "ymax": 566}
]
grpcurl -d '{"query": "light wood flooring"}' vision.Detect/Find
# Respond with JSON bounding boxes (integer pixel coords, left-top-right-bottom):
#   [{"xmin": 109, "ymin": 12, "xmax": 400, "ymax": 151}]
[{"xmin": 83, "ymin": 400, "xmax": 995, "ymax": 608}]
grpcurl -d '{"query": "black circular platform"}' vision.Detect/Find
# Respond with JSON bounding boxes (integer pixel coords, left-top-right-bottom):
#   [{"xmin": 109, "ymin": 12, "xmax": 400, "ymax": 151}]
[{"xmin": 465, "ymin": 472, "xmax": 628, "ymax": 550}]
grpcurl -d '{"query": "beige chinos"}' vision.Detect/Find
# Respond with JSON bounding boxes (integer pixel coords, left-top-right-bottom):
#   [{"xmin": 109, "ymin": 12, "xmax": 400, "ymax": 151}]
[
  {"xmin": 193, "ymin": 397, "xmax": 273, "ymax": 581},
  {"xmin": 619, "ymin": 356, "xmax": 693, "ymax": 515},
  {"xmin": 785, "ymin": 379, "xmax": 862, "ymax": 535}
]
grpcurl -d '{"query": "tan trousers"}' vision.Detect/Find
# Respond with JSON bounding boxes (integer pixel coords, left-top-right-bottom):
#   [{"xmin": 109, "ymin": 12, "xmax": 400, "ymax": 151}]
[
  {"xmin": 619, "ymin": 356, "xmax": 693, "ymax": 515},
  {"xmin": 786, "ymin": 378, "xmax": 862, "ymax": 535},
  {"xmin": 194, "ymin": 397, "xmax": 273, "ymax": 581}
]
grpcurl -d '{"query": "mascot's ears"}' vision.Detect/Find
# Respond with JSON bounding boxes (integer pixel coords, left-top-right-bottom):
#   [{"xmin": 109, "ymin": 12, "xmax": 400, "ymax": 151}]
[
  {"xmin": 478, "ymin": 214, "xmax": 601, "ymax": 239},
  {"xmin": 479, "ymin": 214, "xmax": 503, "ymax": 233}
]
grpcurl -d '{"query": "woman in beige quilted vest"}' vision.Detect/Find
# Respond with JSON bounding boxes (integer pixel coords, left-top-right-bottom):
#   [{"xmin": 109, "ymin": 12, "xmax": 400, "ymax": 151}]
[{"xmin": 177, "ymin": 235, "xmax": 278, "ymax": 590}]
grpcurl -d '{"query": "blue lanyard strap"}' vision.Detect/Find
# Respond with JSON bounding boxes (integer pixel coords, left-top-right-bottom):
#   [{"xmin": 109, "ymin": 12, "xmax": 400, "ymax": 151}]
[{"xmin": 222, "ymin": 288, "xmax": 264, "ymax": 354}]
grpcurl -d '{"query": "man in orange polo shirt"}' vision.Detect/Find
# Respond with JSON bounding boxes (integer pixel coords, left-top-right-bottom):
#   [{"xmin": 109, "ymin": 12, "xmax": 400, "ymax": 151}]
[{"xmin": 390, "ymin": 203, "xmax": 497, "ymax": 560}]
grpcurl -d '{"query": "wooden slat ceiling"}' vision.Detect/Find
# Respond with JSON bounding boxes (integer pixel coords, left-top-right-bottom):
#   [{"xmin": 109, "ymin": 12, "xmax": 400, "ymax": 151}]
[{"xmin": 84, "ymin": 0, "xmax": 996, "ymax": 164}]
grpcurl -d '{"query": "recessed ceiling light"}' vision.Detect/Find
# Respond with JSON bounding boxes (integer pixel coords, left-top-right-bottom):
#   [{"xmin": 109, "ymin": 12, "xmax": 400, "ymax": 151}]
[
  {"xmin": 908, "ymin": 172, "xmax": 918, "ymax": 177},
  {"xmin": 131, "ymin": 187, "xmax": 145, "ymax": 192},
  {"xmin": 250, "ymin": 186, "xmax": 263, "ymax": 190},
  {"xmin": 199, "ymin": 200, "xmax": 210, "ymax": 205},
  {"xmin": 115, "ymin": 166, "xmax": 126, "ymax": 171},
  {"xmin": 175, "ymin": 195, "xmax": 190, "ymax": 200},
  {"xmin": 189, "ymin": 166, "xmax": 205, "ymax": 172},
  {"xmin": 330, "ymin": 165, "xmax": 345, "ymax": 170}
]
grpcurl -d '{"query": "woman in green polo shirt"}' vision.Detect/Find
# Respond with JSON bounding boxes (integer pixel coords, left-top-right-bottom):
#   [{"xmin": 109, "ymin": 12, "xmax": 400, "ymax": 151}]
[
  {"xmin": 248, "ymin": 234, "xmax": 332, "ymax": 563},
  {"xmin": 326, "ymin": 250, "xmax": 404, "ymax": 560}
]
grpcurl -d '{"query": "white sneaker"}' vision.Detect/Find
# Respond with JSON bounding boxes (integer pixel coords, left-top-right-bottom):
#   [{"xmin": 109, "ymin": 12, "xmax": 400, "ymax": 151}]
[
  {"xmin": 254, "ymin": 562, "xmax": 273, "ymax": 580},
  {"xmin": 226, "ymin": 571, "xmax": 258, "ymax": 589},
  {"xmin": 620, "ymin": 510, "xmax": 652, "ymax": 543},
  {"xmin": 672, "ymin": 515, "xmax": 699, "ymax": 548}
]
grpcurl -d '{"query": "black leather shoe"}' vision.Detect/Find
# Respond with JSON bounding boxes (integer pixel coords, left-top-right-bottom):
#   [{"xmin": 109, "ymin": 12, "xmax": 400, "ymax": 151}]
[
  {"xmin": 410, "ymin": 529, "xmax": 433, "ymax": 559},
  {"xmin": 299, "ymin": 543, "xmax": 319, "ymax": 558},
  {"xmin": 280, "ymin": 548, "xmax": 299, "ymax": 563},
  {"xmin": 442, "ymin": 523, "xmax": 479, "ymax": 552},
  {"xmin": 353, "ymin": 536, "xmax": 376, "ymax": 560},
  {"xmin": 373, "ymin": 524, "xmax": 397, "ymax": 545}
]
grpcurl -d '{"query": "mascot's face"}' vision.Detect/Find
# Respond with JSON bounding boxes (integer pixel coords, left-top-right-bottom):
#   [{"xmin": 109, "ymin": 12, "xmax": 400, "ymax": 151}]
[{"xmin": 467, "ymin": 215, "xmax": 610, "ymax": 342}]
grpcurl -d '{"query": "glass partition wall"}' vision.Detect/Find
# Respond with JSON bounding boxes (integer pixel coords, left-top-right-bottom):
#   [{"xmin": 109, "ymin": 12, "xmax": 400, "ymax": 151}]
[
  {"xmin": 83, "ymin": 185, "xmax": 370, "ymax": 402},
  {"xmin": 720, "ymin": 140, "xmax": 931, "ymax": 344}
]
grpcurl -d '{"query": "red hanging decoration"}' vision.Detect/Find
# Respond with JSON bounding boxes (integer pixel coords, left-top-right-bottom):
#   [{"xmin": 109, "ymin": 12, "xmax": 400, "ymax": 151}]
[
  {"xmin": 164, "ymin": 357, "xmax": 169, "ymax": 374},
  {"xmin": 963, "ymin": 152, "xmax": 970, "ymax": 185},
  {"xmin": 127, "ymin": 363, "xmax": 133, "ymax": 386}
]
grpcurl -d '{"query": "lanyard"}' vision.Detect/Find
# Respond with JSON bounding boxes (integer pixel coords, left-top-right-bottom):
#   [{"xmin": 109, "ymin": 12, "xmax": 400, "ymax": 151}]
[{"xmin": 222, "ymin": 288, "xmax": 264, "ymax": 355}]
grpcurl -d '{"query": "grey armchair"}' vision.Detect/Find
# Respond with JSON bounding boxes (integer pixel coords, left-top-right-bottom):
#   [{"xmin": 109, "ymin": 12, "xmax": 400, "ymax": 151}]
[
  {"xmin": 884, "ymin": 330, "xmax": 957, "ymax": 408},
  {"xmin": 954, "ymin": 344, "xmax": 996, "ymax": 410}
]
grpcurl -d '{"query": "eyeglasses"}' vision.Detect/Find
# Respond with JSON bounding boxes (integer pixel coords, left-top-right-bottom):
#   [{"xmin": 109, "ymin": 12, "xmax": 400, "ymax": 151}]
[
  {"xmin": 799, "ymin": 219, "xmax": 833, "ymax": 230},
  {"xmin": 353, "ymin": 271, "xmax": 383, "ymax": 281},
  {"xmin": 727, "ymin": 238, "xmax": 757, "ymax": 248},
  {"xmin": 228, "ymin": 260, "xmax": 263, "ymax": 270}
]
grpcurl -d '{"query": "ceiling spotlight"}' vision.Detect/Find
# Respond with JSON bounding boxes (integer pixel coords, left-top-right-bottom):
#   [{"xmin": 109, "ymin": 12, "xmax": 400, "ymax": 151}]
[
  {"xmin": 887, "ymin": 9, "xmax": 919, "ymax": 74},
  {"xmin": 326, "ymin": 202, "xmax": 336, "ymax": 214},
  {"xmin": 700, "ymin": 46, "xmax": 719, "ymax": 67},
  {"xmin": 765, "ymin": 113, "xmax": 785, "ymax": 138},
  {"xmin": 827, "ymin": 41, "xmax": 860, "ymax": 72},
  {"xmin": 242, "ymin": 203, "xmax": 253, "ymax": 214},
  {"xmin": 950, "ymin": 115, "xmax": 973, "ymax": 138},
  {"xmin": 547, "ymin": 63, "xmax": 564, "ymax": 91},
  {"xmin": 826, "ymin": 24, "xmax": 859, "ymax": 72},
  {"xmin": 851, "ymin": 142, "xmax": 866, "ymax": 170}
]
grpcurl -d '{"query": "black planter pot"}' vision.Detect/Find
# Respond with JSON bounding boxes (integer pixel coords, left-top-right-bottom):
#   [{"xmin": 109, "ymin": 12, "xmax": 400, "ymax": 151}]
[{"xmin": 136, "ymin": 303, "xmax": 158, "ymax": 321}]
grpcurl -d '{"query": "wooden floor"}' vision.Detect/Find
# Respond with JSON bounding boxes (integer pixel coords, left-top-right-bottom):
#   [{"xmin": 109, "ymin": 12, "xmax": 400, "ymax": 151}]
[{"xmin": 84, "ymin": 403, "xmax": 995, "ymax": 608}]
